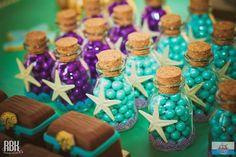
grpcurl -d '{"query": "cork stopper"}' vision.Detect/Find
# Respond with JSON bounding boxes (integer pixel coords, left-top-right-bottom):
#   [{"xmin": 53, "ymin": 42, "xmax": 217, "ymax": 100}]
[
  {"xmin": 146, "ymin": 0, "xmax": 163, "ymax": 7},
  {"xmin": 156, "ymin": 66, "xmax": 182, "ymax": 94},
  {"xmin": 218, "ymin": 80, "xmax": 236, "ymax": 112},
  {"xmin": 213, "ymin": 21, "xmax": 235, "ymax": 46},
  {"xmin": 160, "ymin": 14, "xmax": 182, "ymax": 36},
  {"xmin": 25, "ymin": 31, "xmax": 48, "ymax": 54},
  {"xmin": 55, "ymin": 37, "xmax": 80, "ymax": 62},
  {"xmin": 84, "ymin": 18, "xmax": 107, "ymax": 41},
  {"xmin": 96, "ymin": 50, "xmax": 123, "ymax": 77},
  {"xmin": 57, "ymin": 9, "xmax": 78, "ymax": 32},
  {"xmin": 190, "ymin": 0, "xmax": 209, "ymax": 14},
  {"xmin": 187, "ymin": 41, "xmax": 212, "ymax": 67},
  {"xmin": 113, "ymin": 5, "xmax": 133, "ymax": 26},
  {"xmin": 127, "ymin": 32, "xmax": 151, "ymax": 56},
  {"xmin": 83, "ymin": 0, "xmax": 101, "ymax": 17}
]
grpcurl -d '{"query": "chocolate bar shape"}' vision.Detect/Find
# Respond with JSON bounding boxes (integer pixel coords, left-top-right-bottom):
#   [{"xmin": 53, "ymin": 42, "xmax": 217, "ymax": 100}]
[{"xmin": 0, "ymin": 90, "xmax": 7, "ymax": 103}]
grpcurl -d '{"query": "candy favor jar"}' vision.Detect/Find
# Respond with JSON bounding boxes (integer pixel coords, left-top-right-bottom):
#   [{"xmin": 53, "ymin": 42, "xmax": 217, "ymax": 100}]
[
  {"xmin": 82, "ymin": 0, "xmax": 103, "ymax": 21},
  {"xmin": 82, "ymin": 18, "xmax": 110, "ymax": 84},
  {"xmin": 108, "ymin": 5, "xmax": 137, "ymax": 55},
  {"xmin": 185, "ymin": 0, "xmax": 213, "ymax": 40},
  {"xmin": 56, "ymin": 9, "xmax": 83, "ymax": 45},
  {"xmin": 125, "ymin": 32, "xmax": 159, "ymax": 109},
  {"xmin": 90, "ymin": 50, "xmax": 137, "ymax": 131},
  {"xmin": 208, "ymin": 80, "xmax": 236, "ymax": 157},
  {"xmin": 146, "ymin": 66, "xmax": 194, "ymax": 151},
  {"xmin": 108, "ymin": 0, "xmax": 128, "ymax": 15},
  {"xmin": 23, "ymin": 31, "xmax": 54, "ymax": 101},
  {"xmin": 156, "ymin": 14, "xmax": 187, "ymax": 68},
  {"xmin": 183, "ymin": 41, "xmax": 217, "ymax": 122},
  {"xmin": 212, "ymin": 21, "xmax": 236, "ymax": 80},
  {"xmin": 53, "ymin": 37, "xmax": 92, "ymax": 112}
]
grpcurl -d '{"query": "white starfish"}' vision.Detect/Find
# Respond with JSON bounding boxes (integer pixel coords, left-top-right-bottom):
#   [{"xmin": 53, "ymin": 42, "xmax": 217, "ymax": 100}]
[
  {"xmin": 214, "ymin": 61, "xmax": 233, "ymax": 81},
  {"xmin": 141, "ymin": 19, "xmax": 160, "ymax": 41},
  {"xmin": 15, "ymin": 58, "xmax": 41, "ymax": 92},
  {"xmin": 152, "ymin": 46, "xmax": 182, "ymax": 66},
  {"xmin": 139, "ymin": 105, "xmax": 177, "ymax": 143},
  {"xmin": 125, "ymin": 63, "xmax": 153, "ymax": 97},
  {"xmin": 42, "ymin": 70, "xmax": 75, "ymax": 105},
  {"xmin": 86, "ymin": 82, "xmax": 121, "ymax": 121},
  {"xmin": 184, "ymin": 83, "xmax": 206, "ymax": 107}
]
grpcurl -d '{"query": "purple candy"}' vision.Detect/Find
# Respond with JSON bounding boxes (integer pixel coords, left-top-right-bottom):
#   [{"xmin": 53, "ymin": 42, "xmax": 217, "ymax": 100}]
[
  {"xmin": 56, "ymin": 31, "xmax": 83, "ymax": 45},
  {"xmin": 108, "ymin": 0, "xmax": 128, "ymax": 15}
]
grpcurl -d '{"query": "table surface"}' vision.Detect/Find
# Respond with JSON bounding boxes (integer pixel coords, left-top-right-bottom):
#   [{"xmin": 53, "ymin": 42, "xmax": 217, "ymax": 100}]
[{"xmin": 0, "ymin": 0, "xmax": 210, "ymax": 157}]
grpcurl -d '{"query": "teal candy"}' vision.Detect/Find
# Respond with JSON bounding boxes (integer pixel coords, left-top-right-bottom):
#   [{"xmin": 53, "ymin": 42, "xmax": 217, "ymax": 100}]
[
  {"xmin": 103, "ymin": 114, "xmax": 111, "ymax": 122},
  {"xmin": 175, "ymin": 106, "xmax": 185, "ymax": 116},
  {"xmin": 103, "ymin": 79, "xmax": 112, "ymax": 89},
  {"xmin": 232, "ymin": 115, "xmax": 236, "ymax": 125},
  {"xmin": 176, "ymin": 121, "xmax": 186, "ymax": 131},
  {"xmin": 226, "ymin": 126, "xmax": 236, "ymax": 135},
  {"xmin": 170, "ymin": 93, "xmax": 180, "ymax": 102},
  {"xmin": 166, "ymin": 110, "xmax": 175, "ymax": 119},
  {"xmin": 115, "ymin": 113, "xmax": 124, "ymax": 122},
  {"xmin": 177, "ymin": 98, "xmax": 187, "ymax": 106},
  {"xmin": 171, "ymin": 131, "xmax": 181, "ymax": 141},
  {"xmin": 165, "ymin": 100, "xmax": 176, "ymax": 109},
  {"xmin": 112, "ymin": 81, "xmax": 123, "ymax": 90},
  {"xmin": 125, "ymin": 110, "xmax": 132, "ymax": 118},
  {"xmin": 182, "ymin": 126, "xmax": 191, "ymax": 137},
  {"xmin": 220, "ymin": 116, "xmax": 231, "ymax": 127},
  {"xmin": 116, "ymin": 90, "xmax": 125, "ymax": 100},
  {"xmin": 194, "ymin": 76, "xmax": 203, "ymax": 84},
  {"xmin": 165, "ymin": 125, "xmax": 175, "ymax": 133},
  {"xmin": 190, "ymin": 68, "xmax": 200, "ymax": 78},
  {"xmin": 112, "ymin": 109, "xmax": 118, "ymax": 115},
  {"xmin": 119, "ymin": 105, "xmax": 128, "ymax": 114},
  {"xmin": 106, "ymin": 88, "xmax": 116, "ymax": 99},
  {"xmin": 220, "ymin": 133, "xmax": 230, "ymax": 141}
]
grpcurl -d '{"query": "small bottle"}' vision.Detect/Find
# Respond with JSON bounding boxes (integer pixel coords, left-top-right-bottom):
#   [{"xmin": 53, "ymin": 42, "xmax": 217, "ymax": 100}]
[
  {"xmin": 186, "ymin": 0, "xmax": 213, "ymax": 40},
  {"xmin": 208, "ymin": 80, "xmax": 236, "ymax": 157},
  {"xmin": 82, "ymin": 0, "xmax": 103, "ymax": 21},
  {"xmin": 212, "ymin": 21, "xmax": 236, "ymax": 80},
  {"xmin": 56, "ymin": 9, "xmax": 83, "ymax": 45},
  {"xmin": 183, "ymin": 41, "xmax": 218, "ymax": 122},
  {"xmin": 125, "ymin": 32, "xmax": 159, "ymax": 109},
  {"xmin": 24, "ymin": 31, "xmax": 55, "ymax": 101},
  {"xmin": 54, "ymin": 37, "xmax": 92, "ymax": 112},
  {"xmin": 108, "ymin": 5, "xmax": 137, "ymax": 55},
  {"xmin": 148, "ymin": 66, "xmax": 194, "ymax": 151},
  {"xmin": 108, "ymin": 0, "xmax": 128, "ymax": 15},
  {"xmin": 93, "ymin": 50, "xmax": 137, "ymax": 131},
  {"xmin": 156, "ymin": 14, "xmax": 187, "ymax": 68},
  {"xmin": 141, "ymin": 0, "xmax": 166, "ymax": 41},
  {"xmin": 82, "ymin": 18, "xmax": 111, "ymax": 84}
]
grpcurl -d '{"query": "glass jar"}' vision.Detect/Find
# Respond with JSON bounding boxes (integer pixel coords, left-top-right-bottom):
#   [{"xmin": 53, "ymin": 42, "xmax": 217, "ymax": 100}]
[
  {"xmin": 212, "ymin": 21, "xmax": 236, "ymax": 80},
  {"xmin": 53, "ymin": 37, "xmax": 92, "ymax": 112},
  {"xmin": 108, "ymin": 0, "xmax": 128, "ymax": 15},
  {"xmin": 93, "ymin": 50, "xmax": 137, "ymax": 132},
  {"xmin": 148, "ymin": 66, "xmax": 194, "ymax": 151},
  {"xmin": 108, "ymin": 4, "xmax": 137, "ymax": 55},
  {"xmin": 124, "ymin": 32, "xmax": 159, "ymax": 109},
  {"xmin": 208, "ymin": 80, "xmax": 236, "ymax": 157},
  {"xmin": 82, "ymin": 0, "xmax": 103, "ymax": 21},
  {"xmin": 82, "ymin": 18, "xmax": 110, "ymax": 84},
  {"xmin": 156, "ymin": 14, "xmax": 187, "ymax": 68},
  {"xmin": 24, "ymin": 31, "xmax": 55, "ymax": 101},
  {"xmin": 183, "ymin": 41, "xmax": 218, "ymax": 122}
]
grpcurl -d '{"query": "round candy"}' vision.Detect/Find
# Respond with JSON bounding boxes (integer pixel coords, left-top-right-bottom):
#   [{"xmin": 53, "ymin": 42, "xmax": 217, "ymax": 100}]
[
  {"xmin": 106, "ymin": 88, "xmax": 116, "ymax": 99},
  {"xmin": 116, "ymin": 90, "xmax": 125, "ymax": 100},
  {"xmin": 112, "ymin": 81, "xmax": 123, "ymax": 90},
  {"xmin": 171, "ymin": 131, "xmax": 180, "ymax": 141},
  {"xmin": 175, "ymin": 106, "xmax": 185, "ymax": 116}
]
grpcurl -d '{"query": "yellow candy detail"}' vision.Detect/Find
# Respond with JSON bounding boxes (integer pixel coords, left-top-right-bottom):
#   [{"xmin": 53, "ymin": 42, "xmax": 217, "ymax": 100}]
[
  {"xmin": 56, "ymin": 130, "xmax": 75, "ymax": 151},
  {"xmin": 0, "ymin": 112, "xmax": 17, "ymax": 130}
]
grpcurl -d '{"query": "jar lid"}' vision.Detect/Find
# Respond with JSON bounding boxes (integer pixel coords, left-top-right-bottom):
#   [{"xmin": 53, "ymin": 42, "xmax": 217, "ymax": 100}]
[
  {"xmin": 84, "ymin": 17, "xmax": 107, "ymax": 35},
  {"xmin": 113, "ymin": 5, "xmax": 133, "ymax": 26},
  {"xmin": 83, "ymin": 0, "xmax": 101, "ymax": 17},
  {"xmin": 190, "ymin": 0, "xmax": 209, "ymax": 14},
  {"xmin": 219, "ymin": 80, "xmax": 236, "ymax": 101},
  {"xmin": 127, "ymin": 32, "xmax": 151, "ymax": 56},
  {"xmin": 57, "ymin": 9, "xmax": 77, "ymax": 32},
  {"xmin": 146, "ymin": 0, "xmax": 163, "ymax": 7},
  {"xmin": 56, "ymin": 37, "xmax": 79, "ymax": 55},
  {"xmin": 160, "ymin": 14, "xmax": 182, "ymax": 36}
]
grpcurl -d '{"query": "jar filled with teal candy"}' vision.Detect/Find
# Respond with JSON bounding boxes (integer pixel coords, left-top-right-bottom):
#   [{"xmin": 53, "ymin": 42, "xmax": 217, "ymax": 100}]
[
  {"xmin": 156, "ymin": 14, "xmax": 187, "ymax": 68},
  {"xmin": 183, "ymin": 41, "xmax": 217, "ymax": 122},
  {"xmin": 146, "ymin": 66, "xmax": 194, "ymax": 151},
  {"xmin": 185, "ymin": 0, "xmax": 213, "ymax": 41},
  {"xmin": 88, "ymin": 50, "xmax": 137, "ymax": 132},
  {"xmin": 124, "ymin": 32, "xmax": 159, "ymax": 109},
  {"xmin": 208, "ymin": 80, "xmax": 236, "ymax": 157},
  {"xmin": 212, "ymin": 21, "xmax": 236, "ymax": 81}
]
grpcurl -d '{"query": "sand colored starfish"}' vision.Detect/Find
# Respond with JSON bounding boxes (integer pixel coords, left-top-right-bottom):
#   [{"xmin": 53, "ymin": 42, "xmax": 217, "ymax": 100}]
[
  {"xmin": 141, "ymin": 19, "xmax": 160, "ymax": 41},
  {"xmin": 86, "ymin": 82, "xmax": 121, "ymax": 121},
  {"xmin": 15, "ymin": 58, "xmax": 41, "ymax": 92},
  {"xmin": 214, "ymin": 62, "xmax": 233, "ymax": 81},
  {"xmin": 139, "ymin": 105, "xmax": 177, "ymax": 143},
  {"xmin": 125, "ymin": 63, "xmax": 153, "ymax": 97},
  {"xmin": 42, "ymin": 70, "xmax": 75, "ymax": 105},
  {"xmin": 184, "ymin": 83, "xmax": 206, "ymax": 107}
]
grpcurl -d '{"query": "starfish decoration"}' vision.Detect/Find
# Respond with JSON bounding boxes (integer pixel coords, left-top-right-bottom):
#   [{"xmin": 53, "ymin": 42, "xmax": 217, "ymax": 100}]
[
  {"xmin": 42, "ymin": 70, "xmax": 75, "ymax": 105},
  {"xmin": 152, "ymin": 46, "xmax": 182, "ymax": 66},
  {"xmin": 214, "ymin": 62, "xmax": 233, "ymax": 81},
  {"xmin": 125, "ymin": 63, "xmax": 153, "ymax": 97},
  {"xmin": 86, "ymin": 82, "xmax": 121, "ymax": 121},
  {"xmin": 139, "ymin": 105, "xmax": 177, "ymax": 143},
  {"xmin": 184, "ymin": 83, "xmax": 206, "ymax": 107},
  {"xmin": 183, "ymin": 27, "xmax": 207, "ymax": 43},
  {"xmin": 141, "ymin": 19, "xmax": 160, "ymax": 41},
  {"xmin": 15, "ymin": 58, "xmax": 41, "ymax": 92}
]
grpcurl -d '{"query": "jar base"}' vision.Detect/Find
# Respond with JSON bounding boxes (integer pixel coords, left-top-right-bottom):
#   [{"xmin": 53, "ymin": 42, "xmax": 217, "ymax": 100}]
[
  {"xmin": 135, "ymin": 98, "xmax": 148, "ymax": 109},
  {"xmin": 194, "ymin": 113, "xmax": 210, "ymax": 123},
  {"xmin": 25, "ymin": 91, "xmax": 51, "ymax": 102}
]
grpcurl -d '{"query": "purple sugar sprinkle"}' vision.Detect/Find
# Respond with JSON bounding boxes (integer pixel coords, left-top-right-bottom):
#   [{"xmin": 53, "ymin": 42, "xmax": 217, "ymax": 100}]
[
  {"xmin": 135, "ymin": 98, "xmax": 148, "ymax": 109},
  {"xmin": 114, "ymin": 111, "xmax": 138, "ymax": 132},
  {"xmin": 194, "ymin": 113, "xmax": 210, "ymax": 123}
]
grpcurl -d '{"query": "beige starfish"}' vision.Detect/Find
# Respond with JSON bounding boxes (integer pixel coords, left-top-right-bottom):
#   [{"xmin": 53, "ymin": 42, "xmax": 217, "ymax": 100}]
[
  {"xmin": 42, "ymin": 70, "xmax": 75, "ymax": 105},
  {"xmin": 15, "ymin": 58, "xmax": 41, "ymax": 92},
  {"xmin": 141, "ymin": 19, "xmax": 160, "ymax": 41},
  {"xmin": 125, "ymin": 63, "xmax": 153, "ymax": 97},
  {"xmin": 184, "ymin": 83, "xmax": 206, "ymax": 107},
  {"xmin": 214, "ymin": 61, "xmax": 233, "ymax": 81},
  {"xmin": 86, "ymin": 82, "xmax": 121, "ymax": 121},
  {"xmin": 152, "ymin": 46, "xmax": 182, "ymax": 66},
  {"xmin": 139, "ymin": 105, "xmax": 177, "ymax": 143}
]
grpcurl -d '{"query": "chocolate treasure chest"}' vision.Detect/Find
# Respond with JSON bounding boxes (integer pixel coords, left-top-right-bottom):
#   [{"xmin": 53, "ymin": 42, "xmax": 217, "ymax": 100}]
[
  {"xmin": 44, "ymin": 111, "xmax": 123, "ymax": 157},
  {"xmin": 0, "ymin": 95, "xmax": 58, "ymax": 142},
  {"xmin": 0, "ymin": 90, "xmax": 7, "ymax": 103}
]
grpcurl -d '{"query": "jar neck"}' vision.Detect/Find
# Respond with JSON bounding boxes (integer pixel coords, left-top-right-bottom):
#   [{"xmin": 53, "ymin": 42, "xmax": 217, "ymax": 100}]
[
  {"xmin": 24, "ymin": 40, "xmax": 48, "ymax": 55},
  {"xmin": 184, "ymin": 54, "xmax": 213, "ymax": 68},
  {"xmin": 55, "ymin": 47, "xmax": 81, "ymax": 63},
  {"xmin": 126, "ymin": 41, "xmax": 152, "ymax": 56},
  {"xmin": 84, "ymin": 30, "xmax": 106, "ymax": 41},
  {"xmin": 212, "ymin": 35, "xmax": 235, "ymax": 46},
  {"xmin": 189, "ymin": 7, "xmax": 210, "ymax": 15},
  {"xmin": 216, "ymin": 91, "xmax": 236, "ymax": 113},
  {"xmin": 160, "ymin": 26, "xmax": 181, "ymax": 37}
]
